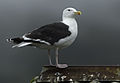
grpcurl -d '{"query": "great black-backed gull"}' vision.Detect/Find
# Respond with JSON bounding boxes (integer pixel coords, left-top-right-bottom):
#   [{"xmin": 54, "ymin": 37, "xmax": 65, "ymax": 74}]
[{"xmin": 7, "ymin": 7, "xmax": 82, "ymax": 68}]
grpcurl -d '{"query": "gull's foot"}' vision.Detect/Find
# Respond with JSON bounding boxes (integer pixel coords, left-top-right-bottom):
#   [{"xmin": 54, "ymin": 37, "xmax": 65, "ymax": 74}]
[
  {"xmin": 50, "ymin": 64, "xmax": 54, "ymax": 66},
  {"xmin": 56, "ymin": 64, "xmax": 68, "ymax": 68}
]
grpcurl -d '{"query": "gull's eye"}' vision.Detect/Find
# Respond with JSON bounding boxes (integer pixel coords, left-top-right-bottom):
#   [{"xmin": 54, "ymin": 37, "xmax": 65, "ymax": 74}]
[{"xmin": 68, "ymin": 9, "xmax": 71, "ymax": 11}]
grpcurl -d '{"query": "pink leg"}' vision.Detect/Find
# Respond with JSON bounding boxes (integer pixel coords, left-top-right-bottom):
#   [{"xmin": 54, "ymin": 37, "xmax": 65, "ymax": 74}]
[
  {"xmin": 48, "ymin": 49, "xmax": 53, "ymax": 66},
  {"xmin": 55, "ymin": 47, "xmax": 68, "ymax": 68}
]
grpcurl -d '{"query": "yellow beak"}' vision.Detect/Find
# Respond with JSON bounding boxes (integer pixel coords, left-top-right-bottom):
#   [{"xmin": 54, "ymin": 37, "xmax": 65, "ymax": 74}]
[{"xmin": 74, "ymin": 11, "xmax": 82, "ymax": 15}]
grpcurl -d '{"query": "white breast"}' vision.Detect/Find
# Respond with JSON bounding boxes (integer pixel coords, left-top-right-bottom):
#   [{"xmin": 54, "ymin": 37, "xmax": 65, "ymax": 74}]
[{"xmin": 55, "ymin": 18, "xmax": 78, "ymax": 48}]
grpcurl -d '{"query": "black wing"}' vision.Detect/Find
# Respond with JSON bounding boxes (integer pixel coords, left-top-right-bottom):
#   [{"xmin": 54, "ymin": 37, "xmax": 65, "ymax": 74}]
[{"xmin": 25, "ymin": 22, "xmax": 71, "ymax": 45}]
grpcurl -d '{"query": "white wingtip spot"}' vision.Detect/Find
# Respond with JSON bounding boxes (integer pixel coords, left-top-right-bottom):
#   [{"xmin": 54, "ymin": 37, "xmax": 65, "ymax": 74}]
[{"xmin": 6, "ymin": 38, "xmax": 11, "ymax": 43}]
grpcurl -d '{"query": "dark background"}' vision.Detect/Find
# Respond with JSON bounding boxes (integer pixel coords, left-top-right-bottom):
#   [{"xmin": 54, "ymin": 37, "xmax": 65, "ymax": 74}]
[{"xmin": 0, "ymin": 0, "xmax": 120, "ymax": 83}]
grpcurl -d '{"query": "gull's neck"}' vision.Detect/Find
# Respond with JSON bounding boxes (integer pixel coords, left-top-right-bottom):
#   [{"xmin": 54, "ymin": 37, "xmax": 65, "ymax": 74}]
[
  {"xmin": 62, "ymin": 17, "xmax": 77, "ymax": 28},
  {"xmin": 62, "ymin": 17, "xmax": 78, "ymax": 37},
  {"xmin": 62, "ymin": 17, "xmax": 76, "ymax": 22}
]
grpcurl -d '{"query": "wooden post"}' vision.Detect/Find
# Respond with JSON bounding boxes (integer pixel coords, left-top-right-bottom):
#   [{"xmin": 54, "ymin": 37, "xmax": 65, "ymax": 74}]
[{"xmin": 31, "ymin": 66, "xmax": 120, "ymax": 83}]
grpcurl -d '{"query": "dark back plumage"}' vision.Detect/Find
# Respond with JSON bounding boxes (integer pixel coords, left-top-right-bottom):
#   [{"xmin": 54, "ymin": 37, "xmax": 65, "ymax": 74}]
[{"xmin": 26, "ymin": 22, "xmax": 71, "ymax": 45}]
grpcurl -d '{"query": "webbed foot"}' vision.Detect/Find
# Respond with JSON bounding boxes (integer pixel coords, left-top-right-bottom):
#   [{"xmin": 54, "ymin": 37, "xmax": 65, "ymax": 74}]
[{"xmin": 56, "ymin": 64, "xmax": 68, "ymax": 68}]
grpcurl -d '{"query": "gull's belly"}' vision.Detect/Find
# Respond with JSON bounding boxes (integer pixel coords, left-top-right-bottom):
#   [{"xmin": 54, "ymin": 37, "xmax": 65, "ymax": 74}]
[{"xmin": 55, "ymin": 31, "xmax": 78, "ymax": 48}]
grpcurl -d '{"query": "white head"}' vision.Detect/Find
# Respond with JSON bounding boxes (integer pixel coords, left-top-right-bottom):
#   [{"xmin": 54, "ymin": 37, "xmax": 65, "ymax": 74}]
[{"xmin": 62, "ymin": 7, "xmax": 82, "ymax": 19}]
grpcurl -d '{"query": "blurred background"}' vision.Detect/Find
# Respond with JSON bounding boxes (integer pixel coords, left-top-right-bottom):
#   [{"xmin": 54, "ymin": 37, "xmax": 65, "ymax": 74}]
[{"xmin": 0, "ymin": 0, "xmax": 120, "ymax": 83}]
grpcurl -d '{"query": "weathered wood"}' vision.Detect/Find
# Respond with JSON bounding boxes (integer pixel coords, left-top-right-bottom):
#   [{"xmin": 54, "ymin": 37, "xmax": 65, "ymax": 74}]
[{"xmin": 31, "ymin": 66, "xmax": 120, "ymax": 83}]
